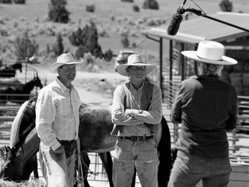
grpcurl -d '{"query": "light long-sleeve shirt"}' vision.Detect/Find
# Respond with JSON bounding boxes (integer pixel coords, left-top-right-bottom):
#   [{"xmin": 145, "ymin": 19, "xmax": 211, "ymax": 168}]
[
  {"xmin": 35, "ymin": 78, "xmax": 81, "ymax": 150},
  {"xmin": 112, "ymin": 81, "xmax": 162, "ymax": 136}
]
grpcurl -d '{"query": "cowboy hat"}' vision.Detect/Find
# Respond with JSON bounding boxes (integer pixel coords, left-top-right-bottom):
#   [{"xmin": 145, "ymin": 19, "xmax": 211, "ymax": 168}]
[
  {"xmin": 50, "ymin": 53, "xmax": 81, "ymax": 72},
  {"xmin": 181, "ymin": 40, "xmax": 237, "ymax": 65},
  {"xmin": 116, "ymin": 54, "xmax": 156, "ymax": 76}
]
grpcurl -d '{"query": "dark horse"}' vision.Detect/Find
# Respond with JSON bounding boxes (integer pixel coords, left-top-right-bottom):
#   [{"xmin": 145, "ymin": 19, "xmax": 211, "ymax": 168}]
[
  {"xmin": 0, "ymin": 97, "xmax": 116, "ymax": 184},
  {"xmin": 0, "ymin": 76, "xmax": 43, "ymax": 104},
  {"xmin": 0, "ymin": 97, "xmax": 171, "ymax": 186},
  {"xmin": 0, "ymin": 63, "xmax": 22, "ymax": 78}
]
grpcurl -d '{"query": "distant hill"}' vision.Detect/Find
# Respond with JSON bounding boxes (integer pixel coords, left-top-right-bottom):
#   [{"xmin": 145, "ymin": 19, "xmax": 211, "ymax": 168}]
[{"xmin": 0, "ymin": 0, "xmax": 248, "ymax": 61}]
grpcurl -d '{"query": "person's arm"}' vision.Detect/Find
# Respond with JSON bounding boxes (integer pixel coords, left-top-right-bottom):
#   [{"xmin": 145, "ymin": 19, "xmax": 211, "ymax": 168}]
[
  {"xmin": 35, "ymin": 89, "xmax": 61, "ymax": 151},
  {"xmin": 127, "ymin": 85, "xmax": 162, "ymax": 124},
  {"xmin": 170, "ymin": 83, "xmax": 185, "ymax": 124},
  {"xmin": 112, "ymin": 86, "xmax": 143, "ymax": 126},
  {"xmin": 225, "ymin": 87, "xmax": 238, "ymax": 131}
]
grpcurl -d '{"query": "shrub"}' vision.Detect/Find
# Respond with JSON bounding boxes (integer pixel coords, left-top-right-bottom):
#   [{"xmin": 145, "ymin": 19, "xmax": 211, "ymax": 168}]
[
  {"xmin": 52, "ymin": 33, "xmax": 64, "ymax": 56},
  {"xmin": 48, "ymin": 0, "xmax": 70, "ymax": 23},
  {"xmin": 219, "ymin": 0, "xmax": 233, "ymax": 12},
  {"xmin": 121, "ymin": 35, "xmax": 130, "ymax": 48},
  {"xmin": 13, "ymin": 31, "xmax": 39, "ymax": 61},
  {"xmin": 86, "ymin": 4, "xmax": 95, "ymax": 12},
  {"xmin": 121, "ymin": 0, "xmax": 134, "ymax": 2},
  {"xmin": 142, "ymin": 0, "xmax": 159, "ymax": 10},
  {"xmin": 13, "ymin": 0, "xmax": 25, "ymax": 4},
  {"xmin": 0, "ymin": 0, "xmax": 12, "ymax": 3},
  {"xmin": 102, "ymin": 49, "xmax": 114, "ymax": 62},
  {"xmin": 69, "ymin": 27, "xmax": 88, "ymax": 47},
  {"xmin": 75, "ymin": 45, "xmax": 88, "ymax": 60},
  {"xmin": 69, "ymin": 22, "xmax": 102, "ymax": 58},
  {"xmin": 133, "ymin": 5, "xmax": 140, "ymax": 12}
]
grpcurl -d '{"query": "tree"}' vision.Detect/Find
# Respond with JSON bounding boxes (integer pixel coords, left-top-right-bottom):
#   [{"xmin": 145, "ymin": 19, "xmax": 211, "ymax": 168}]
[
  {"xmin": 219, "ymin": 0, "xmax": 233, "ymax": 12},
  {"xmin": 69, "ymin": 22, "xmax": 102, "ymax": 58},
  {"xmin": 48, "ymin": 0, "xmax": 70, "ymax": 23},
  {"xmin": 52, "ymin": 33, "xmax": 64, "ymax": 56},
  {"xmin": 143, "ymin": 0, "xmax": 159, "ymax": 10},
  {"xmin": 14, "ymin": 31, "xmax": 39, "ymax": 61}
]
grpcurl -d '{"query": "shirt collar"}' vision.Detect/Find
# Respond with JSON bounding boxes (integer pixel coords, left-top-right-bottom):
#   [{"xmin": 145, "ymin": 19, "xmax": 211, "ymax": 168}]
[
  {"xmin": 129, "ymin": 81, "xmax": 144, "ymax": 92},
  {"xmin": 55, "ymin": 77, "xmax": 73, "ymax": 92}
]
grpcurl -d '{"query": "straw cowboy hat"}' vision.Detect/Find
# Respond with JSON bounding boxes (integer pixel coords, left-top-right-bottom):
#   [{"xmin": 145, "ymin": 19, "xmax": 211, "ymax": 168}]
[
  {"xmin": 181, "ymin": 40, "xmax": 237, "ymax": 65},
  {"xmin": 50, "ymin": 53, "xmax": 81, "ymax": 72},
  {"xmin": 116, "ymin": 54, "xmax": 156, "ymax": 76}
]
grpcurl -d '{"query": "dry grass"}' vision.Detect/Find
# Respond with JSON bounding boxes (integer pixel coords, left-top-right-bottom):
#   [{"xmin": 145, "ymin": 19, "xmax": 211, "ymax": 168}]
[{"xmin": 0, "ymin": 178, "xmax": 45, "ymax": 187}]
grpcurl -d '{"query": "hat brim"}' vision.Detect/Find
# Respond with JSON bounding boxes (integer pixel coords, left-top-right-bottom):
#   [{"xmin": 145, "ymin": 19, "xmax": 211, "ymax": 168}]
[
  {"xmin": 50, "ymin": 61, "xmax": 81, "ymax": 73},
  {"xmin": 116, "ymin": 63, "xmax": 156, "ymax": 76},
  {"xmin": 181, "ymin": 51, "xmax": 237, "ymax": 65}
]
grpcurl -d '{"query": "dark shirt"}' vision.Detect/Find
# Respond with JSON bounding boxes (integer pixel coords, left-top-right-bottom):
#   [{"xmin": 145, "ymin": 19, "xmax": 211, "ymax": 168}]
[{"xmin": 171, "ymin": 75, "xmax": 237, "ymax": 158}]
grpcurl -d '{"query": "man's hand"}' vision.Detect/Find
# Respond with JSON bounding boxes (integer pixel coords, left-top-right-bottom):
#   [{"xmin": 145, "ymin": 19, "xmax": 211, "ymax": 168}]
[
  {"xmin": 126, "ymin": 109, "xmax": 139, "ymax": 117},
  {"xmin": 53, "ymin": 145, "xmax": 64, "ymax": 154}
]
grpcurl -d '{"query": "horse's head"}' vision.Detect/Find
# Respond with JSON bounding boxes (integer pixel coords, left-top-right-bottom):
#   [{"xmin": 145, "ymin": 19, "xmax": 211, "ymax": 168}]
[
  {"xmin": 0, "ymin": 145, "xmax": 24, "ymax": 181},
  {"xmin": 32, "ymin": 76, "xmax": 43, "ymax": 89},
  {"xmin": 12, "ymin": 63, "xmax": 22, "ymax": 73}
]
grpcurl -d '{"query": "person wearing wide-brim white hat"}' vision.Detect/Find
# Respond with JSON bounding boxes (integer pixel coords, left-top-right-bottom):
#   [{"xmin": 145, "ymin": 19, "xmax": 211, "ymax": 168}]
[
  {"xmin": 168, "ymin": 40, "xmax": 238, "ymax": 187},
  {"xmin": 50, "ymin": 52, "xmax": 81, "ymax": 73},
  {"xmin": 112, "ymin": 53, "xmax": 163, "ymax": 187},
  {"xmin": 116, "ymin": 53, "xmax": 157, "ymax": 77},
  {"xmin": 36, "ymin": 52, "xmax": 82, "ymax": 187},
  {"xmin": 181, "ymin": 40, "xmax": 237, "ymax": 65}
]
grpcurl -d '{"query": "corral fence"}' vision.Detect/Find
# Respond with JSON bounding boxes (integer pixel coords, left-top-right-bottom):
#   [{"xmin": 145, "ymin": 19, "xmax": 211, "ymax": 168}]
[
  {"xmin": 0, "ymin": 62, "xmax": 41, "ymax": 105},
  {"xmin": 0, "ymin": 60, "xmax": 249, "ymax": 185},
  {"xmin": 0, "ymin": 99, "xmax": 248, "ymax": 186}
]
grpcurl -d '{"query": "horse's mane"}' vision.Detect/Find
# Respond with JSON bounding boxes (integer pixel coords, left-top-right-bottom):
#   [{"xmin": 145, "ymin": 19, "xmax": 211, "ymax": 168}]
[{"xmin": 10, "ymin": 97, "xmax": 37, "ymax": 156}]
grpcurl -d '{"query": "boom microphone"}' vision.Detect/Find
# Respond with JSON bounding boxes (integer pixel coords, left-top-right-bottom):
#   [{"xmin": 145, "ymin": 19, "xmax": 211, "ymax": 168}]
[{"xmin": 167, "ymin": 7, "xmax": 185, "ymax": 36}]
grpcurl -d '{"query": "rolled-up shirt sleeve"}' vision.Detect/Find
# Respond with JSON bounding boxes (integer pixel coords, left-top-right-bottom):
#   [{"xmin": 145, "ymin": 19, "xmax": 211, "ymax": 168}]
[
  {"xmin": 35, "ymin": 89, "xmax": 61, "ymax": 150},
  {"xmin": 134, "ymin": 85, "xmax": 162, "ymax": 124}
]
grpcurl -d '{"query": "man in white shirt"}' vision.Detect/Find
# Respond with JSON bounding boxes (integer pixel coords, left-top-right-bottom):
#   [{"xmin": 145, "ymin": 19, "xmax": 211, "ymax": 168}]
[{"xmin": 36, "ymin": 53, "xmax": 81, "ymax": 187}]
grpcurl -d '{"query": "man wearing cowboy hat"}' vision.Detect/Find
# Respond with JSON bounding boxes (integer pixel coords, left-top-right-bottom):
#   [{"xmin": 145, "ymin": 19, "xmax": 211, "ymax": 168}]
[
  {"xmin": 111, "ymin": 53, "xmax": 163, "ymax": 187},
  {"xmin": 36, "ymin": 53, "xmax": 82, "ymax": 187},
  {"xmin": 168, "ymin": 41, "xmax": 238, "ymax": 187}
]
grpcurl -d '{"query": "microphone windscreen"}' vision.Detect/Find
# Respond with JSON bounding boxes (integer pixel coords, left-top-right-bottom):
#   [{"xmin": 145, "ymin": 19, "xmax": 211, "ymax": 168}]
[{"xmin": 167, "ymin": 13, "xmax": 183, "ymax": 36}]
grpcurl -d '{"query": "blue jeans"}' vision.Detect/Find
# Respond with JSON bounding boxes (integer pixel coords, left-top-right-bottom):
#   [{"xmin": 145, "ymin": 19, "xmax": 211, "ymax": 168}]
[
  {"xmin": 113, "ymin": 138, "xmax": 159, "ymax": 187},
  {"xmin": 168, "ymin": 150, "xmax": 231, "ymax": 187}
]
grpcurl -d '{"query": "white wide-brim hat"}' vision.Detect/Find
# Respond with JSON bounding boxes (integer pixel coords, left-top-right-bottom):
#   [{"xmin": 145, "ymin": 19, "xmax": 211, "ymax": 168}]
[
  {"xmin": 50, "ymin": 53, "xmax": 81, "ymax": 72},
  {"xmin": 181, "ymin": 40, "xmax": 237, "ymax": 65},
  {"xmin": 116, "ymin": 54, "xmax": 156, "ymax": 76}
]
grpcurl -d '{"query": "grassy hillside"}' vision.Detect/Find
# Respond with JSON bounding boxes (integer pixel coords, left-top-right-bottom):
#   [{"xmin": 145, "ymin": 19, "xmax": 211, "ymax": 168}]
[{"xmin": 0, "ymin": 0, "xmax": 249, "ymax": 63}]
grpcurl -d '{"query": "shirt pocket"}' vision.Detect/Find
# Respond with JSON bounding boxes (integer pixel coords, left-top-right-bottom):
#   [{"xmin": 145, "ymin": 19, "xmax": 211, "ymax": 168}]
[{"xmin": 55, "ymin": 95, "xmax": 72, "ymax": 118}]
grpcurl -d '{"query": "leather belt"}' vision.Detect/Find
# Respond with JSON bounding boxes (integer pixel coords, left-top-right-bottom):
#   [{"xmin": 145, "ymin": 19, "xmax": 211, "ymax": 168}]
[{"xmin": 119, "ymin": 135, "xmax": 153, "ymax": 142}]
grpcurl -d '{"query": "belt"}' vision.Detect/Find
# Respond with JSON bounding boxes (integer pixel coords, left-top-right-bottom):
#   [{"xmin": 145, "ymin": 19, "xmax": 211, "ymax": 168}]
[
  {"xmin": 119, "ymin": 135, "xmax": 153, "ymax": 142},
  {"xmin": 57, "ymin": 139, "xmax": 77, "ymax": 158},
  {"xmin": 58, "ymin": 139, "xmax": 76, "ymax": 146}
]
